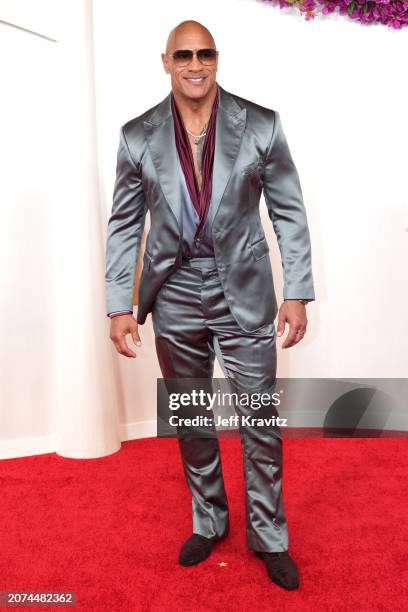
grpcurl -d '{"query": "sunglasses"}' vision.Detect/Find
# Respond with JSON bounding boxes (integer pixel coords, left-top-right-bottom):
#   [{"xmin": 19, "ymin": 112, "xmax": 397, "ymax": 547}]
[{"xmin": 168, "ymin": 48, "xmax": 218, "ymax": 67}]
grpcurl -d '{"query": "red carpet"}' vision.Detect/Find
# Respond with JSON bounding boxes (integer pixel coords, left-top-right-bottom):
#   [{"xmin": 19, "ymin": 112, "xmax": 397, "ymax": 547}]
[{"xmin": 0, "ymin": 438, "xmax": 407, "ymax": 611}]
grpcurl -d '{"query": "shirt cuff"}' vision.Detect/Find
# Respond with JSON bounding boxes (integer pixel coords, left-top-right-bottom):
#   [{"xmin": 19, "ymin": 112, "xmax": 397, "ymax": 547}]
[{"xmin": 107, "ymin": 310, "xmax": 133, "ymax": 318}]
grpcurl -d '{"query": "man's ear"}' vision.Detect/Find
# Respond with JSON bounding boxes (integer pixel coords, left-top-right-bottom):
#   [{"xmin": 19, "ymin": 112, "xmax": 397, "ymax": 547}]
[{"xmin": 161, "ymin": 52, "xmax": 170, "ymax": 74}]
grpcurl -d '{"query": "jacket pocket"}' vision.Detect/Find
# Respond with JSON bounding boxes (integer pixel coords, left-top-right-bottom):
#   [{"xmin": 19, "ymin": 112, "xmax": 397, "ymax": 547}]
[
  {"xmin": 250, "ymin": 235, "xmax": 269, "ymax": 261},
  {"xmin": 241, "ymin": 159, "xmax": 262, "ymax": 177}
]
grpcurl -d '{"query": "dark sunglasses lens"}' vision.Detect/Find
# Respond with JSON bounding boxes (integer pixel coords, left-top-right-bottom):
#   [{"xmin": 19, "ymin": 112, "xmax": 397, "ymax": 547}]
[
  {"xmin": 172, "ymin": 50, "xmax": 194, "ymax": 65},
  {"xmin": 197, "ymin": 49, "xmax": 217, "ymax": 64}
]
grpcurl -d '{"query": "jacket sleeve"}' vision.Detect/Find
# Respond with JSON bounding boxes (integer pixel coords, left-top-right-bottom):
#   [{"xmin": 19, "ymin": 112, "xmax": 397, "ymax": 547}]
[
  {"xmin": 105, "ymin": 126, "xmax": 148, "ymax": 315},
  {"xmin": 262, "ymin": 111, "xmax": 315, "ymax": 301}
]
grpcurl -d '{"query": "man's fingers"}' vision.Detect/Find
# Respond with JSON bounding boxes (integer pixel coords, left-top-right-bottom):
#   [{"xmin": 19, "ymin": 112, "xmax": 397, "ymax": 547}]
[
  {"xmin": 282, "ymin": 324, "xmax": 306, "ymax": 349},
  {"xmin": 113, "ymin": 335, "xmax": 137, "ymax": 358},
  {"xmin": 281, "ymin": 325, "xmax": 298, "ymax": 349},
  {"xmin": 131, "ymin": 330, "xmax": 142, "ymax": 347},
  {"xmin": 276, "ymin": 314, "xmax": 286, "ymax": 337}
]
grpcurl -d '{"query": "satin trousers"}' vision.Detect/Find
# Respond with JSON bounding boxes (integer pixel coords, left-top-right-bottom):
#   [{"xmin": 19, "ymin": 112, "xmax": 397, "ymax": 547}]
[{"xmin": 151, "ymin": 255, "xmax": 289, "ymax": 552}]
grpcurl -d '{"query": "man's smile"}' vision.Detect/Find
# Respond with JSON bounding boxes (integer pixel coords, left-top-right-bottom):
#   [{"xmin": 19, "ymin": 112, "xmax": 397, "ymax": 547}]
[{"xmin": 183, "ymin": 76, "xmax": 207, "ymax": 85}]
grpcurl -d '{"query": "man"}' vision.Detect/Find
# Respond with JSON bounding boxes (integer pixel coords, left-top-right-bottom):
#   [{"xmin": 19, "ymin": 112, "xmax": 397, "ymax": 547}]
[{"xmin": 105, "ymin": 20, "xmax": 315, "ymax": 590}]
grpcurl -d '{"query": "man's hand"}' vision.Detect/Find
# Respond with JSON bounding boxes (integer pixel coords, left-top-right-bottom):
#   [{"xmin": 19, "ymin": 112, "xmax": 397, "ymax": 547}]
[
  {"xmin": 276, "ymin": 300, "xmax": 307, "ymax": 349},
  {"xmin": 109, "ymin": 314, "xmax": 142, "ymax": 358}
]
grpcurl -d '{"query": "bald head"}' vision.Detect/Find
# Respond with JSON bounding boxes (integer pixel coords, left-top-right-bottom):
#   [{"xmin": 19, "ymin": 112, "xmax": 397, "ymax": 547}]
[{"xmin": 165, "ymin": 20, "xmax": 216, "ymax": 55}]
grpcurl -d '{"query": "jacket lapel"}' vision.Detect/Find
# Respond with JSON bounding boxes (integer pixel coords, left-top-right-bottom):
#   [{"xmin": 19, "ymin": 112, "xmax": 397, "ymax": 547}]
[
  {"xmin": 144, "ymin": 96, "xmax": 181, "ymax": 226},
  {"xmin": 143, "ymin": 83, "xmax": 247, "ymax": 232},
  {"xmin": 211, "ymin": 85, "xmax": 246, "ymax": 223}
]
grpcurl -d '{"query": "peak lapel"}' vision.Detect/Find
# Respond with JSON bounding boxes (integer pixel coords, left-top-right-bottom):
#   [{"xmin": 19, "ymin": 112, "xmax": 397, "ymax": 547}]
[
  {"xmin": 144, "ymin": 94, "xmax": 182, "ymax": 229},
  {"xmin": 211, "ymin": 85, "xmax": 247, "ymax": 224}
]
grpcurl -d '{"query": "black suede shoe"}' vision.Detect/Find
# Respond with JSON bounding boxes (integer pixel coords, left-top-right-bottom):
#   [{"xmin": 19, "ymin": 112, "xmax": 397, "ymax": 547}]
[
  {"xmin": 179, "ymin": 534, "xmax": 221, "ymax": 566},
  {"xmin": 254, "ymin": 550, "xmax": 300, "ymax": 590}
]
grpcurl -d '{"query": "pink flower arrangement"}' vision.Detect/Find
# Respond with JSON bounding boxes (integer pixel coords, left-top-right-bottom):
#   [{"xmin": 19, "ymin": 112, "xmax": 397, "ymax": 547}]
[{"xmin": 263, "ymin": 0, "xmax": 408, "ymax": 28}]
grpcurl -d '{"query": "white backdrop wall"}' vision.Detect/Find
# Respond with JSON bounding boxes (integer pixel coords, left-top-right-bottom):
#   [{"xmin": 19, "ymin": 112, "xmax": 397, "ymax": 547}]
[
  {"xmin": 0, "ymin": 0, "xmax": 120, "ymax": 459},
  {"xmin": 0, "ymin": 0, "xmax": 407, "ymax": 459}
]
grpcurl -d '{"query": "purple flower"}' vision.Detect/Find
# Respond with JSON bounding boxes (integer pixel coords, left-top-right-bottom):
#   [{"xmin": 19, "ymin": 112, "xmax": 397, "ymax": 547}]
[{"xmin": 262, "ymin": 0, "xmax": 408, "ymax": 27}]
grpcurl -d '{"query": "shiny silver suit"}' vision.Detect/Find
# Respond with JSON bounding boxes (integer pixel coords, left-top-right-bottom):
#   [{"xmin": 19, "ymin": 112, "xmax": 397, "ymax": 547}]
[
  {"xmin": 105, "ymin": 83, "xmax": 315, "ymax": 552},
  {"xmin": 105, "ymin": 83, "xmax": 315, "ymax": 330}
]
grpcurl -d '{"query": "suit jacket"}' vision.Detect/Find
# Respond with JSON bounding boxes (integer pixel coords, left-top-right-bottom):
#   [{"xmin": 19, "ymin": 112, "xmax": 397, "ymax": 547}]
[{"xmin": 105, "ymin": 83, "xmax": 315, "ymax": 333}]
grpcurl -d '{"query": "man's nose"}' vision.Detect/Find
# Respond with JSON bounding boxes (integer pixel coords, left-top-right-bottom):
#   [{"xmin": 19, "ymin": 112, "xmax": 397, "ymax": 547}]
[{"xmin": 190, "ymin": 52, "xmax": 202, "ymax": 70}]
